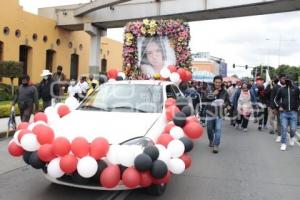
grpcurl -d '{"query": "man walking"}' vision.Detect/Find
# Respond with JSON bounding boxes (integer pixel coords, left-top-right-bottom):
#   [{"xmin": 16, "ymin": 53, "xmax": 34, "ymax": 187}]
[
  {"xmin": 275, "ymin": 75, "xmax": 300, "ymax": 151},
  {"xmin": 38, "ymin": 70, "xmax": 58, "ymax": 111},
  {"xmin": 52, "ymin": 65, "xmax": 67, "ymax": 103},
  {"xmin": 203, "ymin": 75, "xmax": 230, "ymax": 154},
  {"xmin": 12, "ymin": 75, "xmax": 39, "ymax": 122}
]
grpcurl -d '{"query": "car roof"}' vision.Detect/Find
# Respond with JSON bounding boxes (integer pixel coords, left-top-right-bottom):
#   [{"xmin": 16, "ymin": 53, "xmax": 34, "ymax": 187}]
[{"xmin": 105, "ymin": 80, "xmax": 175, "ymax": 86}]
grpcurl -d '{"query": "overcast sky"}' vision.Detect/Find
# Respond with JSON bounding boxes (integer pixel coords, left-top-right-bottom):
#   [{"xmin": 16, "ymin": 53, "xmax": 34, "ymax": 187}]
[{"xmin": 19, "ymin": 0, "xmax": 300, "ymax": 77}]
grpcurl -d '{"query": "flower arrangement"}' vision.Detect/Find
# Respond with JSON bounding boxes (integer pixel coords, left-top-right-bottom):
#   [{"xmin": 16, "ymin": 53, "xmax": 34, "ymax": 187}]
[{"xmin": 123, "ymin": 19, "xmax": 192, "ymax": 78}]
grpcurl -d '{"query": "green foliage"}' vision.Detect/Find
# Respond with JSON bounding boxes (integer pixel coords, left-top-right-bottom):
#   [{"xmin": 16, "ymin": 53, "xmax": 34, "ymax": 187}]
[
  {"xmin": 0, "ymin": 100, "xmax": 43, "ymax": 118},
  {"xmin": 0, "ymin": 61, "xmax": 23, "ymax": 78},
  {"xmin": 0, "ymin": 83, "xmax": 16, "ymax": 101}
]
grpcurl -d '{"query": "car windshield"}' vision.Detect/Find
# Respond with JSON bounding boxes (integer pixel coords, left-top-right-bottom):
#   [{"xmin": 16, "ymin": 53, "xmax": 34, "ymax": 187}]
[{"xmin": 78, "ymin": 84, "xmax": 163, "ymax": 113}]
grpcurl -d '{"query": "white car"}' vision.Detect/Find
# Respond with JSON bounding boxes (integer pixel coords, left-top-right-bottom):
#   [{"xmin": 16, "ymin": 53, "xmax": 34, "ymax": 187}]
[{"xmin": 44, "ymin": 80, "xmax": 188, "ymax": 195}]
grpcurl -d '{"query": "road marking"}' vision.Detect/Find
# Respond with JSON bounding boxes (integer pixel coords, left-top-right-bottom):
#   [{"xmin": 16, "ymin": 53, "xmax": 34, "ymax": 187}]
[{"xmin": 97, "ymin": 190, "xmax": 132, "ymax": 200}]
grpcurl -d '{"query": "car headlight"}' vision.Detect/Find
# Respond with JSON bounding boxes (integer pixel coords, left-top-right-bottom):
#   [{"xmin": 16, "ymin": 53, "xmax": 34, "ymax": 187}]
[{"xmin": 121, "ymin": 137, "xmax": 154, "ymax": 148}]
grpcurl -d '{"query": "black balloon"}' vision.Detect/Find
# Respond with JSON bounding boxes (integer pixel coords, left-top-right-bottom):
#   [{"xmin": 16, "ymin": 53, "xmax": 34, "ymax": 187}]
[
  {"xmin": 151, "ymin": 160, "xmax": 168, "ymax": 179},
  {"xmin": 134, "ymin": 154, "xmax": 153, "ymax": 172},
  {"xmin": 71, "ymin": 171, "xmax": 90, "ymax": 184},
  {"xmin": 176, "ymin": 97, "xmax": 189, "ymax": 110},
  {"xmin": 181, "ymin": 105, "xmax": 193, "ymax": 117},
  {"xmin": 116, "ymin": 76, "xmax": 124, "ymax": 81},
  {"xmin": 29, "ymin": 151, "xmax": 45, "ymax": 169},
  {"xmin": 23, "ymin": 151, "xmax": 32, "ymax": 165},
  {"xmin": 173, "ymin": 112, "xmax": 187, "ymax": 127},
  {"xmin": 179, "ymin": 137, "xmax": 194, "ymax": 153},
  {"xmin": 92, "ymin": 160, "xmax": 108, "ymax": 183},
  {"xmin": 143, "ymin": 145, "xmax": 159, "ymax": 161},
  {"xmin": 119, "ymin": 165, "xmax": 128, "ymax": 175}
]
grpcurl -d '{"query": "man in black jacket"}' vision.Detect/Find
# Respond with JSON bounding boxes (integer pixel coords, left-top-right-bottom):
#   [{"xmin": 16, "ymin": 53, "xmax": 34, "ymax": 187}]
[
  {"xmin": 12, "ymin": 75, "xmax": 39, "ymax": 122},
  {"xmin": 38, "ymin": 70, "xmax": 58, "ymax": 110},
  {"xmin": 203, "ymin": 75, "xmax": 230, "ymax": 154},
  {"xmin": 274, "ymin": 75, "xmax": 300, "ymax": 151}
]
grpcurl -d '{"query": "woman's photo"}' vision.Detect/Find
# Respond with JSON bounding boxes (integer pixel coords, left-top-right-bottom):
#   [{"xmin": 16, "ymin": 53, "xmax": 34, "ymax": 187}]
[{"xmin": 138, "ymin": 37, "xmax": 176, "ymax": 76}]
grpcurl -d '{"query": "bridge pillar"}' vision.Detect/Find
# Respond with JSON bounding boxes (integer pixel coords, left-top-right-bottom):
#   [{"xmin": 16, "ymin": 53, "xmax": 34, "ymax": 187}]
[{"xmin": 84, "ymin": 23, "xmax": 107, "ymax": 74}]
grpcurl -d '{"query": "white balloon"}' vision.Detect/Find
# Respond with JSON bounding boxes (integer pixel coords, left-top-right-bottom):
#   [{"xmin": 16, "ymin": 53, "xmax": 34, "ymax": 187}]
[
  {"xmin": 168, "ymin": 158, "xmax": 185, "ymax": 174},
  {"xmin": 65, "ymin": 97, "xmax": 79, "ymax": 110},
  {"xmin": 48, "ymin": 158, "xmax": 64, "ymax": 178},
  {"xmin": 117, "ymin": 72, "xmax": 126, "ymax": 80},
  {"xmin": 47, "ymin": 113, "xmax": 60, "ymax": 126},
  {"xmin": 167, "ymin": 139, "xmax": 185, "ymax": 158},
  {"xmin": 160, "ymin": 68, "xmax": 171, "ymax": 79},
  {"xmin": 170, "ymin": 72, "xmax": 181, "ymax": 83},
  {"xmin": 27, "ymin": 121, "xmax": 48, "ymax": 131},
  {"xmin": 106, "ymin": 144, "xmax": 120, "ymax": 165},
  {"xmin": 170, "ymin": 126, "xmax": 184, "ymax": 139},
  {"xmin": 20, "ymin": 133, "xmax": 40, "ymax": 152},
  {"xmin": 156, "ymin": 144, "xmax": 171, "ymax": 164},
  {"xmin": 13, "ymin": 130, "xmax": 22, "ymax": 146},
  {"xmin": 118, "ymin": 145, "xmax": 136, "ymax": 167},
  {"xmin": 77, "ymin": 156, "xmax": 98, "ymax": 178},
  {"xmin": 44, "ymin": 106, "xmax": 56, "ymax": 116}
]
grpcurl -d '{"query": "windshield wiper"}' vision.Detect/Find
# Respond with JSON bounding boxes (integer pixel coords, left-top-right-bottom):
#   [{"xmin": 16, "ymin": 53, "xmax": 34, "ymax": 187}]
[
  {"xmin": 110, "ymin": 106, "xmax": 147, "ymax": 113},
  {"xmin": 79, "ymin": 105, "xmax": 110, "ymax": 111}
]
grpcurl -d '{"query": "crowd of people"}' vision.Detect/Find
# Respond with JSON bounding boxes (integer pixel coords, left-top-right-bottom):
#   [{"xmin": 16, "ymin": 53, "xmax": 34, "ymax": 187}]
[
  {"xmin": 12, "ymin": 65, "xmax": 101, "ymax": 123},
  {"xmin": 181, "ymin": 74, "xmax": 300, "ymax": 153}
]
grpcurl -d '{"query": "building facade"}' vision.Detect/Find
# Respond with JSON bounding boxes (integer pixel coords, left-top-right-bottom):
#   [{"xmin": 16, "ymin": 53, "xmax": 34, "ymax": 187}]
[
  {"xmin": 191, "ymin": 52, "xmax": 227, "ymax": 77},
  {"xmin": 0, "ymin": 0, "xmax": 122, "ymax": 84}
]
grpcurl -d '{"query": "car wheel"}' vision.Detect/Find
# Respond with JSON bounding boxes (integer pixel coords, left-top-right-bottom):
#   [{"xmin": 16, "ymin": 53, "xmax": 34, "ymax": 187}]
[{"xmin": 146, "ymin": 183, "xmax": 167, "ymax": 196}]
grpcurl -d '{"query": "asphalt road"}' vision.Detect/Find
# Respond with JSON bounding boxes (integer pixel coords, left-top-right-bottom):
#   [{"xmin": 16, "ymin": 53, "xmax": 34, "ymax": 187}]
[{"xmin": 1, "ymin": 121, "xmax": 300, "ymax": 200}]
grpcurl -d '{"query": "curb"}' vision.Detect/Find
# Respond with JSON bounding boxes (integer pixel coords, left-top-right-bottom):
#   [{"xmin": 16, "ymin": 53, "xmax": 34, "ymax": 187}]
[{"xmin": 0, "ymin": 130, "xmax": 14, "ymax": 138}]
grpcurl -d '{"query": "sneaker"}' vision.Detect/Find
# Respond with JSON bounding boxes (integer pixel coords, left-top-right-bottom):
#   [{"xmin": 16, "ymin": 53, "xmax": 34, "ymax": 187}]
[
  {"xmin": 269, "ymin": 130, "xmax": 274, "ymax": 134},
  {"xmin": 258, "ymin": 126, "xmax": 262, "ymax": 131},
  {"xmin": 263, "ymin": 125, "xmax": 268, "ymax": 129},
  {"xmin": 289, "ymin": 137, "xmax": 295, "ymax": 146},
  {"xmin": 243, "ymin": 128, "xmax": 247, "ymax": 132},
  {"xmin": 212, "ymin": 145, "xmax": 219, "ymax": 154},
  {"xmin": 209, "ymin": 141, "xmax": 213, "ymax": 147},
  {"xmin": 254, "ymin": 119, "xmax": 258, "ymax": 123},
  {"xmin": 275, "ymin": 136, "xmax": 281, "ymax": 143},
  {"xmin": 280, "ymin": 144, "xmax": 287, "ymax": 151}
]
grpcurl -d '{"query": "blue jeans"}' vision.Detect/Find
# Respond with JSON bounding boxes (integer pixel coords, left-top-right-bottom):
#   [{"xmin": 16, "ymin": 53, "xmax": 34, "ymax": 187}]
[
  {"xmin": 206, "ymin": 116, "xmax": 222, "ymax": 145},
  {"xmin": 280, "ymin": 111, "xmax": 297, "ymax": 144}
]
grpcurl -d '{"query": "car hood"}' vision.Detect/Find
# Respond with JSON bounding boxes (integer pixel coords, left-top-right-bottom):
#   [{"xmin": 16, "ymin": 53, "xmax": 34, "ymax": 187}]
[{"xmin": 50, "ymin": 110, "xmax": 161, "ymax": 144}]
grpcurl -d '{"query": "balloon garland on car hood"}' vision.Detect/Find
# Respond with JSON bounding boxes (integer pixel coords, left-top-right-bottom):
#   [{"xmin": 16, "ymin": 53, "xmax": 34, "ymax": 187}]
[{"xmin": 8, "ymin": 97, "xmax": 203, "ymax": 189}]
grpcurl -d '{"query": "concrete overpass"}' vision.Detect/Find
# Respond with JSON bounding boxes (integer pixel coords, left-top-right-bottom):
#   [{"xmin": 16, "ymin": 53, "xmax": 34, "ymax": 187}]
[{"xmin": 38, "ymin": 0, "xmax": 300, "ymax": 73}]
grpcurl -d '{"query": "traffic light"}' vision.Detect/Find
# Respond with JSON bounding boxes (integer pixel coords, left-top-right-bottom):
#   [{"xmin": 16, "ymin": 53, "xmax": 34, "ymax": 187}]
[
  {"xmin": 233, "ymin": 64, "xmax": 235, "ymax": 68},
  {"xmin": 245, "ymin": 65, "xmax": 248, "ymax": 70}
]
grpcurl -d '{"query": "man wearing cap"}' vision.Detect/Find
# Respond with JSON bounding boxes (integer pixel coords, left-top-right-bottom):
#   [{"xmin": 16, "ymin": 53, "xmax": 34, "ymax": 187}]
[
  {"xmin": 52, "ymin": 65, "xmax": 67, "ymax": 102},
  {"xmin": 12, "ymin": 75, "xmax": 39, "ymax": 122},
  {"xmin": 38, "ymin": 70, "xmax": 58, "ymax": 110},
  {"xmin": 275, "ymin": 75, "xmax": 300, "ymax": 151}
]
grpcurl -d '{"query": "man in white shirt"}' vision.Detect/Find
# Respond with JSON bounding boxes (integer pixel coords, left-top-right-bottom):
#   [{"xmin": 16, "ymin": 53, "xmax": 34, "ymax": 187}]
[
  {"xmin": 77, "ymin": 76, "xmax": 90, "ymax": 101},
  {"xmin": 68, "ymin": 79, "xmax": 81, "ymax": 99}
]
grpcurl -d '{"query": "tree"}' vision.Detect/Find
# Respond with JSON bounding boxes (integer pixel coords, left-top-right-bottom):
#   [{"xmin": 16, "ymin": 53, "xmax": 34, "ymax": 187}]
[
  {"xmin": 0, "ymin": 61, "xmax": 23, "ymax": 98},
  {"xmin": 251, "ymin": 65, "xmax": 276, "ymax": 80},
  {"xmin": 276, "ymin": 64, "xmax": 300, "ymax": 81}
]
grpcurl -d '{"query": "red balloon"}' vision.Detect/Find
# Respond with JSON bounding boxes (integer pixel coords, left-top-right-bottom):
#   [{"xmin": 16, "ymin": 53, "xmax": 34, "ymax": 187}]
[
  {"xmin": 17, "ymin": 122, "xmax": 29, "ymax": 130},
  {"xmin": 177, "ymin": 68, "xmax": 187, "ymax": 82},
  {"xmin": 166, "ymin": 105, "xmax": 180, "ymax": 121},
  {"xmin": 34, "ymin": 112, "xmax": 48, "ymax": 123},
  {"xmin": 152, "ymin": 171, "xmax": 171, "ymax": 184},
  {"xmin": 52, "ymin": 137, "xmax": 71, "ymax": 157},
  {"xmin": 100, "ymin": 165, "xmax": 121, "ymax": 188},
  {"xmin": 107, "ymin": 69, "xmax": 119, "ymax": 79},
  {"xmin": 168, "ymin": 65, "xmax": 177, "ymax": 73},
  {"xmin": 17, "ymin": 129, "xmax": 31, "ymax": 143},
  {"xmin": 186, "ymin": 116, "xmax": 199, "ymax": 124},
  {"xmin": 180, "ymin": 154, "xmax": 192, "ymax": 169},
  {"xmin": 60, "ymin": 154, "xmax": 78, "ymax": 174},
  {"xmin": 186, "ymin": 70, "xmax": 192, "ymax": 81},
  {"xmin": 90, "ymin": 137, "xmax": 109, "ymax": 160},
  {"xmin": 122, "ymin": 167, "xmax": 141, "ymax": 188},
  {"xmin": 165, "ymin": 98, "xmax": 176, "ymax": 108},
  {"xmin": 156, "ymin": 134, "xmax": 174, "ymax": 147},
  {"xmin": 32, "ymin": 125, "xmax": 55, "ymax": 145},
  {"xmin": 57, "ymin": 105, "xmax": 71, "ymax": 118},
  {"xmin": 38, "ymin": 144, "xmax": 56, "ymax": 162},
  {"xmin": 140, "ymin": 171, "xmax": 152, "ymax": 188},
  {"xmin": 71, "ymin": 137, "xmax": 90, "ymax": 158},
  {"xmin": 8, "ymin": 141, "xmax": 24, "ymax": 157},
  {"xmin": 183, "ymin": 122, "xmax": 203, "ymax": 139},
  {"xmin": 163, "ymin": 122, "xmax": 175, "ymax": 134}
]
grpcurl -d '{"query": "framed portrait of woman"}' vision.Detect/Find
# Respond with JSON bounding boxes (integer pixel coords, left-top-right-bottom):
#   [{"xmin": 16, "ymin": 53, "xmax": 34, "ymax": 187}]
[{"xmin": 137, "ymin": 37, "xmax": 176, "ymax": 76}]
